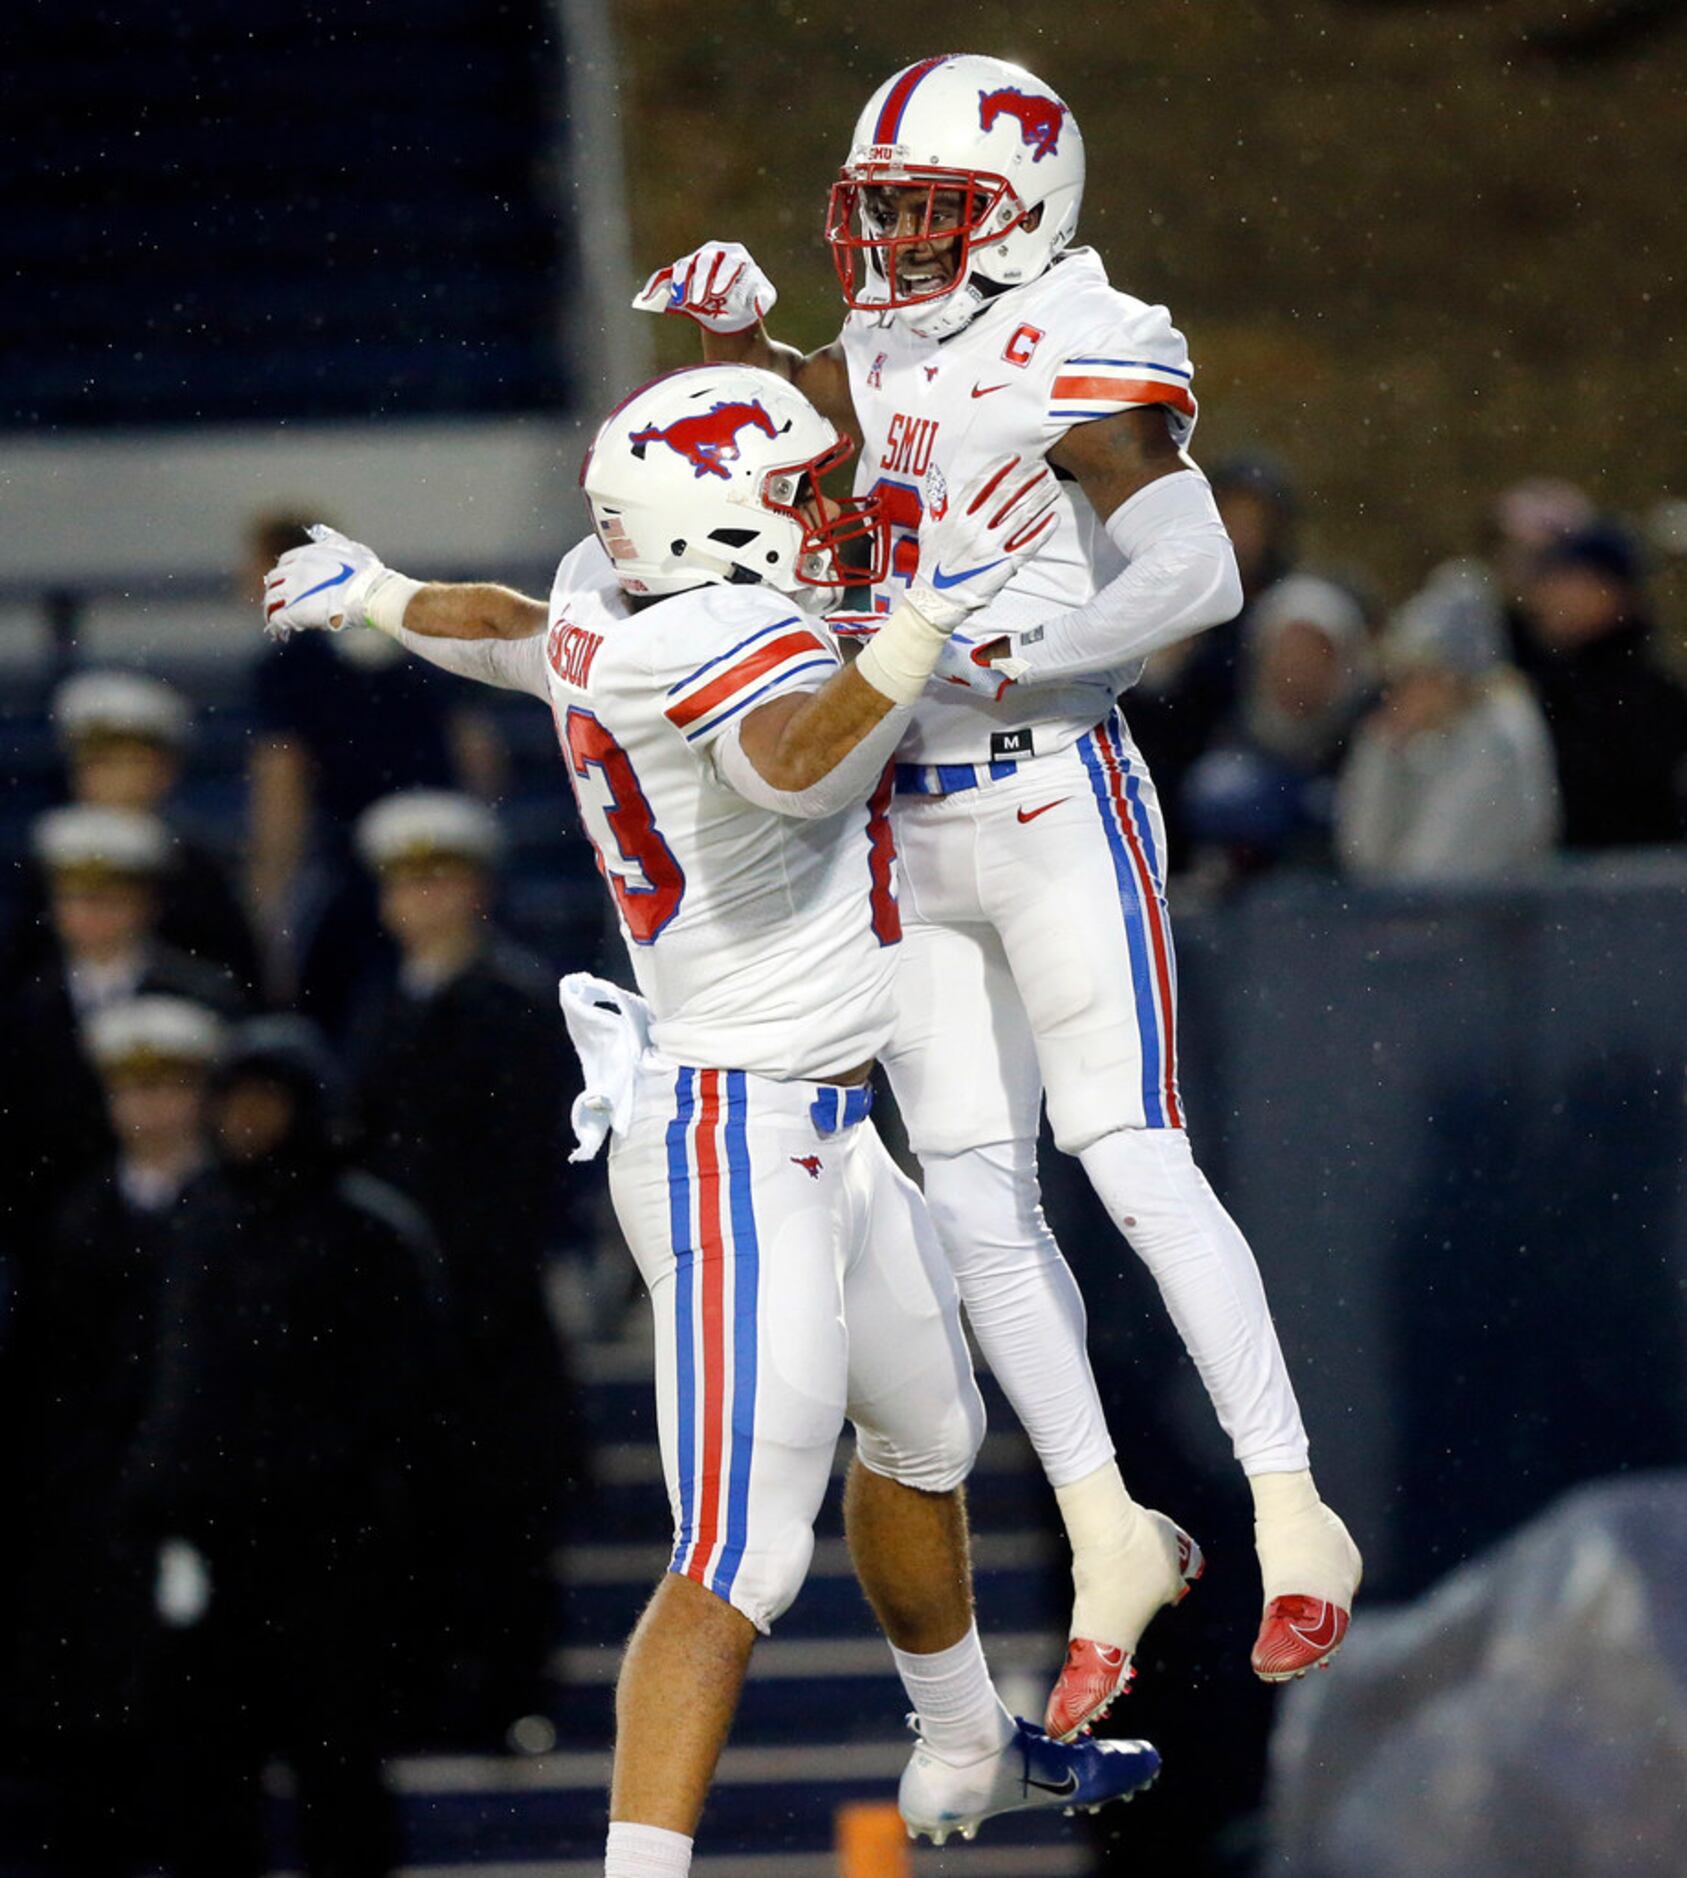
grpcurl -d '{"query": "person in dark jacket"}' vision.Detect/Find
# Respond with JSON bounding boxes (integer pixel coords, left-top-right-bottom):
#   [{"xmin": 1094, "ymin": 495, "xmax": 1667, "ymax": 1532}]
[
  {"xmin": 348, "ymin": 790, "xmax": 583, "ymax": 1744},
  {"xmin": 2, "ymin": 807, "xmax": 249, "ymax": 1251},
  {"xmin": 1127, "ymin": 452, "xmax": 1301, "ymax": 868},
  {"xmin": 1514, "ymin": 522, "xmax": 1687, "ymax": 849},
  {"xmin": 128, "ymin": 1018, "xmax": 448, "ymax": 1878},
  {"xmin": 0, "ymin": 997, "xmax": 223, "ymax": 1877}
]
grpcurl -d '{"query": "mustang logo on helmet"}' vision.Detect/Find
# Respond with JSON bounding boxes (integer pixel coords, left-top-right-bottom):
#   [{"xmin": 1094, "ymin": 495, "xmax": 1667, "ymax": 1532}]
[
  {"xmin": 977, "ymin": 86, "xmax": 1066, "ymax": 162},
  {"xmin": 628, "ymin": 400, "xmax": 780, "ymax": 481}
]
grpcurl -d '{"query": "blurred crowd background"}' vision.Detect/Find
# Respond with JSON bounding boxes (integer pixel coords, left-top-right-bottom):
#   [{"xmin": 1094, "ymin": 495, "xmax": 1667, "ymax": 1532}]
[{"xmin": 2, "ymin": 2, "xmax": 1685, "ymax": 1875}]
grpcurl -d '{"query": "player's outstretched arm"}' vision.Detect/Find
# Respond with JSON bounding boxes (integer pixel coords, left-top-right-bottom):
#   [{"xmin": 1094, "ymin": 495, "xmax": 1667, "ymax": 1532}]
[
  {"xmin": 1000, "ymin": 408, "xmax": 1242, "ymax": 684},
  {"xmin": 632, "ymin": 239, "xmax": 858, "ymax": 437},
  {"xmin": 717, "ymin": 456, "xmax": 1060, "ymax": 818},
  {"xmin": 405, "ymin": 582, "xmax": 548, "ymax": 642},
  {"xmin": 262, "ymin": 526, "xmax": 549, "ymax": 698}
]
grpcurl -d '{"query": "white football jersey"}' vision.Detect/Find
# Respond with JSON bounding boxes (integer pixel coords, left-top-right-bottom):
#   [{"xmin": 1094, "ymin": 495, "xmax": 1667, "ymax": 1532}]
[
  {"xmin": 840, "ymin": 246, "xmax": 1199, "ymax": 767},
  {"xmin": 541, "ymin": 537, "xmax": 901, "ymax": 1080}
]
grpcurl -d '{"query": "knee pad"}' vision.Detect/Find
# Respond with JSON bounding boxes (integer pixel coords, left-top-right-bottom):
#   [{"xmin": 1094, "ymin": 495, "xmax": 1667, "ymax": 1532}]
[
  {"xmin": 1079, "ymin": 1123, "xmax": 1204, "ymax": 1234},
  {"xmin": 855, "ymin": 1373, "xmax": 985, "ymax": 1495},
  {"xmin": 672, "ymin": 1514, "xmax": 817, "ymax": 1636}
]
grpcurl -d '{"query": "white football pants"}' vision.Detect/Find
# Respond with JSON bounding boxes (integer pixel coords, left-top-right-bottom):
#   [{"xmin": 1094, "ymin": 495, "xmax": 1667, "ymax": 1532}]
[
  {"xmin": 885, "ymin": 710, "xmax": 1310, "ymax": 1478},
  {"xmin": 608, "ymin": 1055, "xmax": 985, "ymax": 1634}
]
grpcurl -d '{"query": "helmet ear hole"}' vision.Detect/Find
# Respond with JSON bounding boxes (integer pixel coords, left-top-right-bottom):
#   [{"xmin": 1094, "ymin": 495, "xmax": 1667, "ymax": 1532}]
[{"xmin": 707, "ymin": 527, "xmax": 758, "ymax": 548}]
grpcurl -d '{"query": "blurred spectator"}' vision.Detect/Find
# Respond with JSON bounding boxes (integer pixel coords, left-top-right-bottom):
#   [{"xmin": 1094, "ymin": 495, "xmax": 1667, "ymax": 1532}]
[
  {"xmin": 243, "ymin": 512, "xmax": 504, "ymax": 1031},
  {"xmin": 128, "ymin": 1018, "xmax": 448, "ymax": 1878},
  {"xmin": 1337, "ymin": 563, "xmax": 1561, "ymax": 881},
  {"xmin": 1181, "ymin": 573, "xmax": 1375, "ymax": 877},
  {"xmin": 2, "ymin": 671, "xmax": 261, "ymax": 996},
  {"xmin": 348, "ymin": 790, "xmax": 583, "ymax": 1744},
  {"xmin": 1129, "ymin": 453, "xmax": 1300, "ymax": 865},
  {"xmin": 1483, "ymin": 476, "xmax": 1595, "ymax": 663},
  {"xmin": 0, "ymin": 998, "xmax": 223, "ymax": 1875},
  {"xmin": 1515, "ymin": 522, "xmax": 1687, "ymax": 848},
  {"xmin": 2, "ymin": 808, "xmax": 248, "ymax": 1246}
]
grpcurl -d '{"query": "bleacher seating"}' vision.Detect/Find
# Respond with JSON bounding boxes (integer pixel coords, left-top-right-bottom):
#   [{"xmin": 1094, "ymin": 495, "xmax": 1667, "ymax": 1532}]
[{"xmin": 2, "ymin": 1, "xmax": 572, "ymax": 430}]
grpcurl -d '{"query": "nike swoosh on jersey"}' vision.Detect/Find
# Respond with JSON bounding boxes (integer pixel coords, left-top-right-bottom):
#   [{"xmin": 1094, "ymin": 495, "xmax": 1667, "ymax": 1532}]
[
  {"xmin": 1025, "ymin": 1769, "xmax": 1080, "ymax": 1797},
  {"xmin": 295, "ymin": 561, "xmax": 355, "ymax": 604},
  {"xmin": 930, "ymin": 557, "xmax": 1007, "ymax": 590},
  {"xmin": 1288, "ymin": 1603, "xmax": 1344, "ymax": 1653},
  {"xmin": 971, "ymin": 382, "xmax": 1009, "ymax": 398},
  {"xmin": 1016, "ymin": 799, "xmax": 1069, "ymax": 824}
]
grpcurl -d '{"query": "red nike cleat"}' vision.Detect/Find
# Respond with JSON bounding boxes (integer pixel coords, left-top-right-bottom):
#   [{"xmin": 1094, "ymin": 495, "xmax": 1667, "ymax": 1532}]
[
  {"xmin": 1251, "ymin": 1595, "xmax": 1349, "ymax": 1681},
  {"xmin": 1045, "ymin": 1525, "xmax": 1204, "ymax": 1741}
]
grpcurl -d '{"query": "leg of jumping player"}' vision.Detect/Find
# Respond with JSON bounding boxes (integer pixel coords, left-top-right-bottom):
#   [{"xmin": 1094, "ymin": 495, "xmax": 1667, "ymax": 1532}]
[
  {"xmin": 610, "ymin": 1575, "xmax": 757, "ymax": 1838},
  {"xmin": 882, "ymin": 873, "xmax": 1197, "ymax": 1742},
  {"xmin": 983, "ymin": 717, "xmax": 1360, "ymax": 1692},
  {"xmin": 602, "ymin": 1064, "xmax": 859, "ymax": 1876},
  {"xmin": 839, "ymin": 1121, "xmax": 1162, "ymax": 1840}
]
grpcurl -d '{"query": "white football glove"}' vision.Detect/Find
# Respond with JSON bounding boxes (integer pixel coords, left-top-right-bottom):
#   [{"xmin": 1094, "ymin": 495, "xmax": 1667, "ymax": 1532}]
[
  {"xmin": 909, "ymin": 454, "xmax": 1061, "ymax": 631},
  {"xmin": 932, "ymin": 629, "xmax": 1029, "ymax": 702},
  {"xmin": 843, "ymin": 611, "xmax": 1026, "ymax": 699},
  {"xmin": 263, "ymin": 524, "xmax": 398, "ymax": 641},
  {"xmin": 632, "ymin": 240, "xmax": 777, "ymax": 335}
]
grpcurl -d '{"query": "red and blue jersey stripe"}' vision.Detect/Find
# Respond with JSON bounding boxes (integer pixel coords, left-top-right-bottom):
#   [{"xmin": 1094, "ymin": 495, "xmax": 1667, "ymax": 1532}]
[{"xmin": 664, "ymin": 618, "xmax": 836, "ymax": 744}]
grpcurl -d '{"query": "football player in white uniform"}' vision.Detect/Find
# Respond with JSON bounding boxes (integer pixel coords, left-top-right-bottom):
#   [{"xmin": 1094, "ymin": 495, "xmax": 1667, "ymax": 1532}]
[
  {"xmin": 636, "ymin": 53, "xmax": 1362, "ymax": 1738},
  {"xmin": 262, "ymin": 364, "xmax": 1163, "ymax": 1874}
]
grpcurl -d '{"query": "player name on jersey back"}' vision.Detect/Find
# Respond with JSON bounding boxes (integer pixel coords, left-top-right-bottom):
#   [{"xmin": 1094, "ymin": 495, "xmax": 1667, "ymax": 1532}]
[
  {"xmin": 842, "ymin": 246, "xmax": 1200, "ymax": 769},
  {"xmin": 542, "ymin": 536, "xmax": 901, "ymax": 1082}
]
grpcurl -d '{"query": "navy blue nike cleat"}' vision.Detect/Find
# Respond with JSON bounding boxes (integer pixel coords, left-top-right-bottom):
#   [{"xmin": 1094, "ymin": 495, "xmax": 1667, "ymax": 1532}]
[{"xmin": 899, "ymin": 1714, "xmax": 1160, "ymax": 1845}]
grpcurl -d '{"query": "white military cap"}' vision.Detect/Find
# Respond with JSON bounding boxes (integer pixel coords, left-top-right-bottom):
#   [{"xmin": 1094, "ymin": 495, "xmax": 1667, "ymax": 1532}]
[
  {"xmin": 355, "ymin": 789, "xmax": 504, "ymax": 871},
  {"xmin": 87, "ymin": 995, "xmax": 225, "ymax": 1072},
  {"xmin": 32, "ymin": 804, "xmax": 170, "ymax": 878},
  {"xmin": 53, "ymin": 670, "xmax": 191, "ymax": 749}
]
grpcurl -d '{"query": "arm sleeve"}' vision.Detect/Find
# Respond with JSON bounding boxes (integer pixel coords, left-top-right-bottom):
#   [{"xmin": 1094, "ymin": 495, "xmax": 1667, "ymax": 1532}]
[
  {"xmin": 710, "ymin": 703, "xmax": 911, "ymax": 821},
  {"xmin": 1012, "ymin": 470, "xmax": 1243, "ymax": 683},
  {"xmin": 390, "ymin": 624, "xmax": 550, "ymax": 700}
]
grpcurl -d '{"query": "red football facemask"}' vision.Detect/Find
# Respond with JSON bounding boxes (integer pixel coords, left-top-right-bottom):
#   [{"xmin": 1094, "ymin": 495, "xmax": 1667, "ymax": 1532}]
[
  {"xmin": 759, "ymin": 433, "xmax": 889, "ymax": 589},
  {"xmin": 825, "ymin": 168, "xmax": 1022, "ymax": 311}
]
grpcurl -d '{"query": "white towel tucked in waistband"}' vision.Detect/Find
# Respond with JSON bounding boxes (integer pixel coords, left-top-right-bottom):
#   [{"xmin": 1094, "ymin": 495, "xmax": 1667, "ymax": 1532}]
[{"xmin": 558, "ymin": 972, "xmax": 654, "ymax": 1162}]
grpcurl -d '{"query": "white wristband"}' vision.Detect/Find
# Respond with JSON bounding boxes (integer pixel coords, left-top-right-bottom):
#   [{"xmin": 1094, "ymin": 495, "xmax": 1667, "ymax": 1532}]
[
  {"xmin": 362, "ymin": 571, "xmax": 425, "ymax": 639},
  {"xmin": 853, "ymin": 600, "xmax": 952, "ymax": 706}
]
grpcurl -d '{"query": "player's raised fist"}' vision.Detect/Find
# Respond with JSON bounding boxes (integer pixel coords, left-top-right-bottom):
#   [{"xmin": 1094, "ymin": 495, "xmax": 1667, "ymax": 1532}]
[
  {"xmin": 909, "ymin": 454, "xmax": 1061, "ymax": 630},
  {"xmin": 632, "ymin": 241, "xmax": 777, "ymax": 334},
  {"xmin": 262, "ymin": 524, "xmax": 388, "ymax": 640}
]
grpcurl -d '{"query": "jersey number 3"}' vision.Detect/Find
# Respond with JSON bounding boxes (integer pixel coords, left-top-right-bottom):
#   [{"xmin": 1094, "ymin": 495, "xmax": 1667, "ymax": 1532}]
[{"xmin": 563, "ymin": 708, "xmax": 686, "ymax": 944}]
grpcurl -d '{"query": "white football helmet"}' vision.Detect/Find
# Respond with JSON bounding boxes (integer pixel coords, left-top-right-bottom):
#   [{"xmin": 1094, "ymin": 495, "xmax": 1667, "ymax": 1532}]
[
  {"xmin": 825, "ymin": 54, "xmax": 1086, "ymax": 341},
  {"xmin": 580, "ymin": 365, "xmax": 886, "ymax": 611}
]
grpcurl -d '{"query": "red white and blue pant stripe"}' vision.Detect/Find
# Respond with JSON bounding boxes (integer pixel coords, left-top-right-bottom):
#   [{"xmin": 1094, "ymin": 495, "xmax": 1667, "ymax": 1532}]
[
  {"xmin": 1075, "ymin": 711, "xmax": 1184, "ymax": 1130},
  {"xmin": 663, "ymin": 1065, "xmax": 760, "ymax": 1601}
]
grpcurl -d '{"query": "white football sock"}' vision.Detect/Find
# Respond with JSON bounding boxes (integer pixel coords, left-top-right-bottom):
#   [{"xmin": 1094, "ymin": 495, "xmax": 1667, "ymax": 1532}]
[
  {"xmin": 1250, "ymin": 1469, "xmax": 1362, "ymax": 1605},
  {"xmin": 889, "ymin": 1624, "xmax": 1015, "ymax": 1767},
  {"xmin": 605, "ymin": 1820, "xmax": 693, "ymax": 1877},
  {"xmin": 1054, "ymin": 1463, "xmax": 1190, "ymax": 1646}
]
